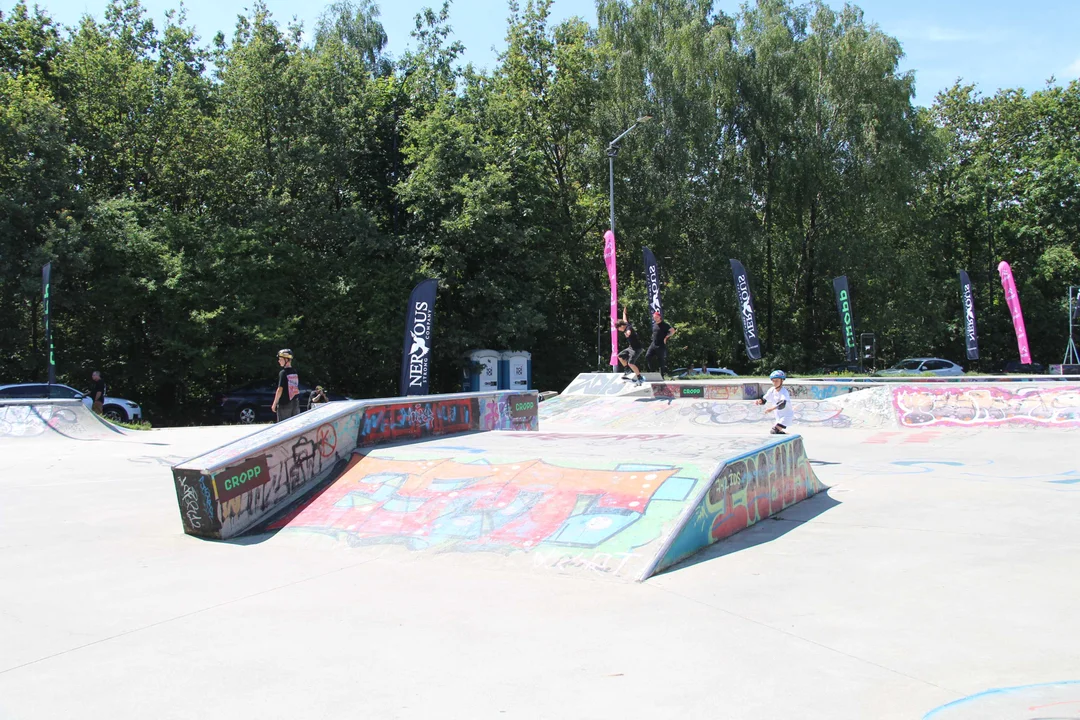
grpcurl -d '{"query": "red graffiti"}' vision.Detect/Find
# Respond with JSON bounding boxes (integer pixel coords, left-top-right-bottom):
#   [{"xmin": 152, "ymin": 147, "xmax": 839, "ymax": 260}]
[{"xmin": 358, "ymin": 399, "xmax": 477, "ymax": 447}]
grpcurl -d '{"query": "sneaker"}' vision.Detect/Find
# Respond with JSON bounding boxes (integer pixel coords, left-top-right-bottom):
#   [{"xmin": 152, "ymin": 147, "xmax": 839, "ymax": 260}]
[
  {"xmin": 769, "ymin": 427, "xmax": 780, "ymax": 435},
  {"xmin": 634, "ymin": 374, "xmax": 644, "ymax": 384}
]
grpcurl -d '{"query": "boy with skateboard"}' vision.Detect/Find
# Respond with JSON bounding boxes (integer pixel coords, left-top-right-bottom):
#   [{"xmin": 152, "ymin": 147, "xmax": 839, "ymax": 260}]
[
  {"xmin": 756, "ymin": 370, "xmax": 793, "ymax": 434},
  {"xmin": 615, "ymin": 307, "xmax": 645, "ymax": 383}
]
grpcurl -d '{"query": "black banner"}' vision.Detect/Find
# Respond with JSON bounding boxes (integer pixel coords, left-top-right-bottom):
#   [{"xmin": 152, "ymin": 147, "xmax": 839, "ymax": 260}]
[
  {"xmin": 42, "ymin": 262, "xmax": 55, "ymax": 385},
  {"xmin": 729, "ymin": 259, "xmax": 762, "ymax": 360},
  {"xmin": 399, "ymin": 278, "xmax": 438, "ymax": 396},
  {"xmin": 959, "ymin": 270, "xmax": 980, "ymax": 360},
  {"xmin": 643, "ymin": 247, "xmax": 662, "ymax": 318},
  {"xmin": 832, "ymin": 276, "xmax": 857, "ymax": 363}
]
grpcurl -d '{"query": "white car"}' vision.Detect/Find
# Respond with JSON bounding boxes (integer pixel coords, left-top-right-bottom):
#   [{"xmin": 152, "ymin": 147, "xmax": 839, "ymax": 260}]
[
  {"xmin": 0, "ymin": 383, "xmax": 143, "ymax": 423},
  {"xmin": 875, "ymin": 358, "xmax": 964, "ymax": 377},
  {"xmin": 673, "ymin": 367, "xmax": 739, "ymax": 378}
]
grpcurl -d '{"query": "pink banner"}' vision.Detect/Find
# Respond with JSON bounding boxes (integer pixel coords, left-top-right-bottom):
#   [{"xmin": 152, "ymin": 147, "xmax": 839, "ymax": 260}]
[
  {"xmin": 603, "ymin": 230, "xmax": 618, "ymax": 366},
  {"xmin": 997, "ymin": 261, "xmax": 1031, "ymax": 364}
]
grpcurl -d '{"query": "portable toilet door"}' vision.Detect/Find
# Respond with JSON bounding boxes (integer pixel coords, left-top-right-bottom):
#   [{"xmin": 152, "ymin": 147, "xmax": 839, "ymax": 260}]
[
  {"xmin": 501, "ymin": 350, "xmax": 532, "ymax": 391},
  {"xmin": 468, "ymin": 349, "xmax": 501, "ymax": 392}
]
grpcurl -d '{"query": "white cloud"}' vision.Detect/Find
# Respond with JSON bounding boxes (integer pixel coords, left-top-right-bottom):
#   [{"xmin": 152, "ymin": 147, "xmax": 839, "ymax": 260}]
[
  {"xmin": 895, "ymin": 24, "xmax": 1003, "ymax": 44},
  {"xmin": 1063, "ymin": 56, "xmax": 1080, "ymax": 79}
]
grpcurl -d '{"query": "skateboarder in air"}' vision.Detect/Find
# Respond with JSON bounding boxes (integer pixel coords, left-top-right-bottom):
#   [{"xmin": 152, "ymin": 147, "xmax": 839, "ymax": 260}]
[
  {"xmin": 616, "ymin": 307, "xmax": 644, "ymax": 383},
  {"xmin": 757, "ymin": 370, "xmax": 793, "ymax": 434}
]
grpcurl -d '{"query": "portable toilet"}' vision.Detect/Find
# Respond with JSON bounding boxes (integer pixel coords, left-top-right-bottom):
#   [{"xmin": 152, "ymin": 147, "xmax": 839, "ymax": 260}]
[
  {"xmin": 500, "ymin": 350, "xmax": 532, "ymax": 391},
  {"xmin": 466, "ymin": 349, "xmax": 501, "ymax": 392}
]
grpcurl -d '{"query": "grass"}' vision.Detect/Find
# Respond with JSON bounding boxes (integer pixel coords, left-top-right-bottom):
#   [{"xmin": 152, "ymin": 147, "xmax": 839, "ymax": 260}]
[{"xmin": 114, "ymin": 418, "xmax": 153, "ymax": 430}]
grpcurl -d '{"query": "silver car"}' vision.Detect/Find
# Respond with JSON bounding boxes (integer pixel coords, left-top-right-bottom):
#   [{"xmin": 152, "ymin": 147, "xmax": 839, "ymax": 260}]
[
  {"xmin": 0, "ymin": 383, "xmax": 143, "ymax": 423},
  {"xmin": 876, "ymin": 358, "xmax": 964, "ymax": 377}
]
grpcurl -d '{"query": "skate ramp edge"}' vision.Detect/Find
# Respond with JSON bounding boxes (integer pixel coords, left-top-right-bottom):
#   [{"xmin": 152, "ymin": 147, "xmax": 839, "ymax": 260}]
[
  {"xmin": 171, "ymin": 390, "xmax": 539, "ymax": 540},
  {"xmin": 0, "ymin": 399, "xmax": 126, "ymax": 441},
  {"xmin": 263, "ymin": 431, "xmax": 823, "ymax": 582},
  {"xmin": 644, "ymin": 434, "xmax": 824, "ymax": 579},
  {"xmin": 562, "ymin": 372, "xmax": 661, "ymax": 397}
]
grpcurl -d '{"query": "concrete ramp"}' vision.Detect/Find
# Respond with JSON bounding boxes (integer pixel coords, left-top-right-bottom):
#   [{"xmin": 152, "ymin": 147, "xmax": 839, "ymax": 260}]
[
  {"xmin": 263, "ymin": 430, "xmax": 822, "ymax": 581},
  {"xmin": 546, "ymin": 381, "xmax": 1080, "ymax": 433},
  {"xmin": 171, "ymin": 391, "xmax": 540, "ymax": 539},
  {"xmin": 539, "ymin": 393, "xmax": 864, "ymax": 432},
  {"xmin": 561, "ymin": 372, "xmax": 661, "ymax": 397},
  {"xmin": 0, "ymin": 400, "xmax": 126, "ymax": 441}
]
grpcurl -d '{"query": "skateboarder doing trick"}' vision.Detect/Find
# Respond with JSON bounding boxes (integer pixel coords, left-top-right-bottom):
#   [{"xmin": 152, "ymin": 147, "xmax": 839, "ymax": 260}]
[
  {"xmin": 757, "ymin": 370, "xmax": 793, "ymax": 434},
  {"xmin": 615, "ymin": 307, "xmax": 644, "ymax": 383}
]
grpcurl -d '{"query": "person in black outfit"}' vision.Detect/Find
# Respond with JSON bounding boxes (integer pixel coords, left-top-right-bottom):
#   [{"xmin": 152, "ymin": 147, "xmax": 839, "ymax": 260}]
[
  {"xmin": 615, "ymin": 307, "xmax": 644, "ymax": 382},
  {"xmin": 89, "ymin": 371, "xmax": 106, "ymax": 415},
  {"xmin": 645, "ymin": 311, "xmax": 676, "ymax": 378},
  {"xmin": 271, "ymin": 349, "xmax": 300, "ymax": 422},
  {"xmin": 309, "ymin": 385, "xmax": 329, "ymax": 408}
]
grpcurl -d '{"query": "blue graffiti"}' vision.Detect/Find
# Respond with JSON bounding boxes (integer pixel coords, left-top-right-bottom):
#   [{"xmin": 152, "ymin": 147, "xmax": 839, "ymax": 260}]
[{"xmin": 199, "ymin": 478, "xmax": 214, "ymax": 513}]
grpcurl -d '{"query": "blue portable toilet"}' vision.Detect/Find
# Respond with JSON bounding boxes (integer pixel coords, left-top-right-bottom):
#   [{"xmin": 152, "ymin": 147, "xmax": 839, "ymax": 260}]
[
  {"xmin": 499, "ymin": 350, "xmax": 532, "ymax": 391},
  {"xmin": 465, "ymin": 349, "xmax": 501, "ymax": 392}
]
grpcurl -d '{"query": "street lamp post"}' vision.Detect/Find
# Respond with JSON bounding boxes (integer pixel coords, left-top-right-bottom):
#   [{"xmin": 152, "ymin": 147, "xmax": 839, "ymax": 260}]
[{"xmin": 607, "ymin": 115, "xmax": 652, "ymax": 236}]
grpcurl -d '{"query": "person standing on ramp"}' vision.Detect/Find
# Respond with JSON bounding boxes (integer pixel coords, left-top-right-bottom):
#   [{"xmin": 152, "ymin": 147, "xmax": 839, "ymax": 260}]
[
  {"xmin": 271, "ymin": 349, "xmax": 300, "ymax": 422},
  {"xmin": 757, "ymin": 370, "xmax": 793, "ymax": 434},
  {"xmin": 645, "ymin": 310, "xmax": 675, "ymax": 379}
]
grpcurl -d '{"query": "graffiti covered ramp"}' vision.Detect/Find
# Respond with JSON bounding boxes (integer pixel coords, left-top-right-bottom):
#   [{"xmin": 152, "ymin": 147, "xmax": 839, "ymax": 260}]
[
  {"xmin": 0, "ymin": 400, "xmax": 127, "ymax": 441},
  {"xmin": 263, "ymin": 430, "xmax": 823, "ymax": 581}
]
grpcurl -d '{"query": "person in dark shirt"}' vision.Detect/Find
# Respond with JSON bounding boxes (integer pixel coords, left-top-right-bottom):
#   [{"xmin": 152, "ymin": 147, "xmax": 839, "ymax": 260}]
[
  {"xmin": 271, "ymin": 349, "xmax": 300, "ymax": 422},
  {"xmin": 645, "ymin": 310, "xmax": 676, "ymax": 378},
  {"xmin": 90, "ymin": 371, "xmax": 106, "ymax": 415},
  {"xmin": 616, "ymin": 306, "xmax": 645, "ymax": 382},
  {"xmin": 309, "ymin": 385, "xmax": 329, "ymax": 408}
]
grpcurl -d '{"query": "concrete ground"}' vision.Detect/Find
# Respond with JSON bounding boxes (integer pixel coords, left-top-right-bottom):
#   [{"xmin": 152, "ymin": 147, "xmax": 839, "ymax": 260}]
[{"xmin": 1, "ymin": 421, "xmax": 1078, "ymax": 719}]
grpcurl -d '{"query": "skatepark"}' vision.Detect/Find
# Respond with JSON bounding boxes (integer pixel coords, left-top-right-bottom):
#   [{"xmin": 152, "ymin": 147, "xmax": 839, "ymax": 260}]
[{"xmin": 2, "ymin": 374, "xmax": 1079, "ymax": 719}]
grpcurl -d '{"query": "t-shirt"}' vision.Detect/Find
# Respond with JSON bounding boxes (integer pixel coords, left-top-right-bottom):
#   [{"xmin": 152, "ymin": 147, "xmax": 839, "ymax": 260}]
[
  {"xmin": 91, "ymin": 378, "xmax": 107, "ymax": 402},
  {"xmin": 763, "ymin": 386, "xmax": 794, "ymax": 426},
  {"xmin": 278, "ymin": 366, "xmax": 299, "ymax": 403},
  {"xmin": 650, "ymin": 321, "xmax": 672, "ymax": 347},
  {"xmin": 625, "ymin": 324, "xmax": 643, "ymax": 351}
]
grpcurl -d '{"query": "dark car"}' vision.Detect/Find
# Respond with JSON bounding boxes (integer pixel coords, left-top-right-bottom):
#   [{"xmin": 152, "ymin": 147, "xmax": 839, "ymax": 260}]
[
  {"xmin": 812, "ymin": 363, "xmax": 863, "ymax": 375},
  {"xmin": 1000, "ymin": 361, "xmax": 1045, "ymax": 374},
  {"xmin": 214, "ymin": 381, "xmax": 350, "ymax": 424}
]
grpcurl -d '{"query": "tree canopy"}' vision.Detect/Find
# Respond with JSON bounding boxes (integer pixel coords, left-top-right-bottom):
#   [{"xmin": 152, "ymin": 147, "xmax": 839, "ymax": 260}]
[{"xmin": 2, "ymin": 0, "xmax": 1077, "ymax": 423}]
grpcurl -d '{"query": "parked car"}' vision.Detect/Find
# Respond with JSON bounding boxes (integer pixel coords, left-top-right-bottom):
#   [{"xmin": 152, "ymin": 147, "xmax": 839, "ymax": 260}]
[
  {"xmin": 0, "ymin": 382, "xmax": 143, "ymax": 423},
  {"xmin": 875, "ymin": 358, "xmax": 964, "ymax": 377},
  {"xmin": 214, "ymin": 381, "xmax": 350, "ymax": 424},
  {"xmin": 672, "ymin": 367, "xmax": 739, "ymax": 378},
  {"xmin": 1000, "ymin": 361, "xmax": 1045, "ymax": 374}
]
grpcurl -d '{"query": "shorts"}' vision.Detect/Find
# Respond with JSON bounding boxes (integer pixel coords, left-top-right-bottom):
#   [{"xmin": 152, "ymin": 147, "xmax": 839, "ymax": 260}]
[
  {"xmin": 92, "ymin": 401, "xmax": 104, "ymax": 415},
  {"xmin": 618, "ymin": 347, "xmax": 643, "ymax": 364},
  {"xmin": 276, "ymin": 398, "xmax": 299, "ymax": 422}
]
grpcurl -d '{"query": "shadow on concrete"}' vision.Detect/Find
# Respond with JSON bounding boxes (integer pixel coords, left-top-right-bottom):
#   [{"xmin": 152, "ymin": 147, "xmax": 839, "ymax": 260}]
[{"xmin": 656, "ymin": 489, "xmax": 842, "ymax": 576}]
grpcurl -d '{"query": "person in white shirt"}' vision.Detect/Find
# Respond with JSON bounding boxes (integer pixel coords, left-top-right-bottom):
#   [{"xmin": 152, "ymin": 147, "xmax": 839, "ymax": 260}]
[{"xmin": 756, "ymin": 369, "xmax": 793, "ymax": 434}]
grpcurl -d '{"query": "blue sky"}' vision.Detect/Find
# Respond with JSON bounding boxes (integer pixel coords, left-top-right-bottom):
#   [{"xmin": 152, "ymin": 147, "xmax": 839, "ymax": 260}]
[{"xmin": 25, "ymin": 0, "xmax": 1080, "ymax": 105}]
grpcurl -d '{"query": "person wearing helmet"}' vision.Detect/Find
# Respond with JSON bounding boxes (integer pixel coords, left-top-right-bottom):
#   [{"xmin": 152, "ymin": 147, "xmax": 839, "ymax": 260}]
[
  {"xmin": 271, "ymin": 349, "xmax": 300, "ymax": 422},
  {"xmin": 756, "ymin": 370, "xmax": 793, "ymax": 434}
]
